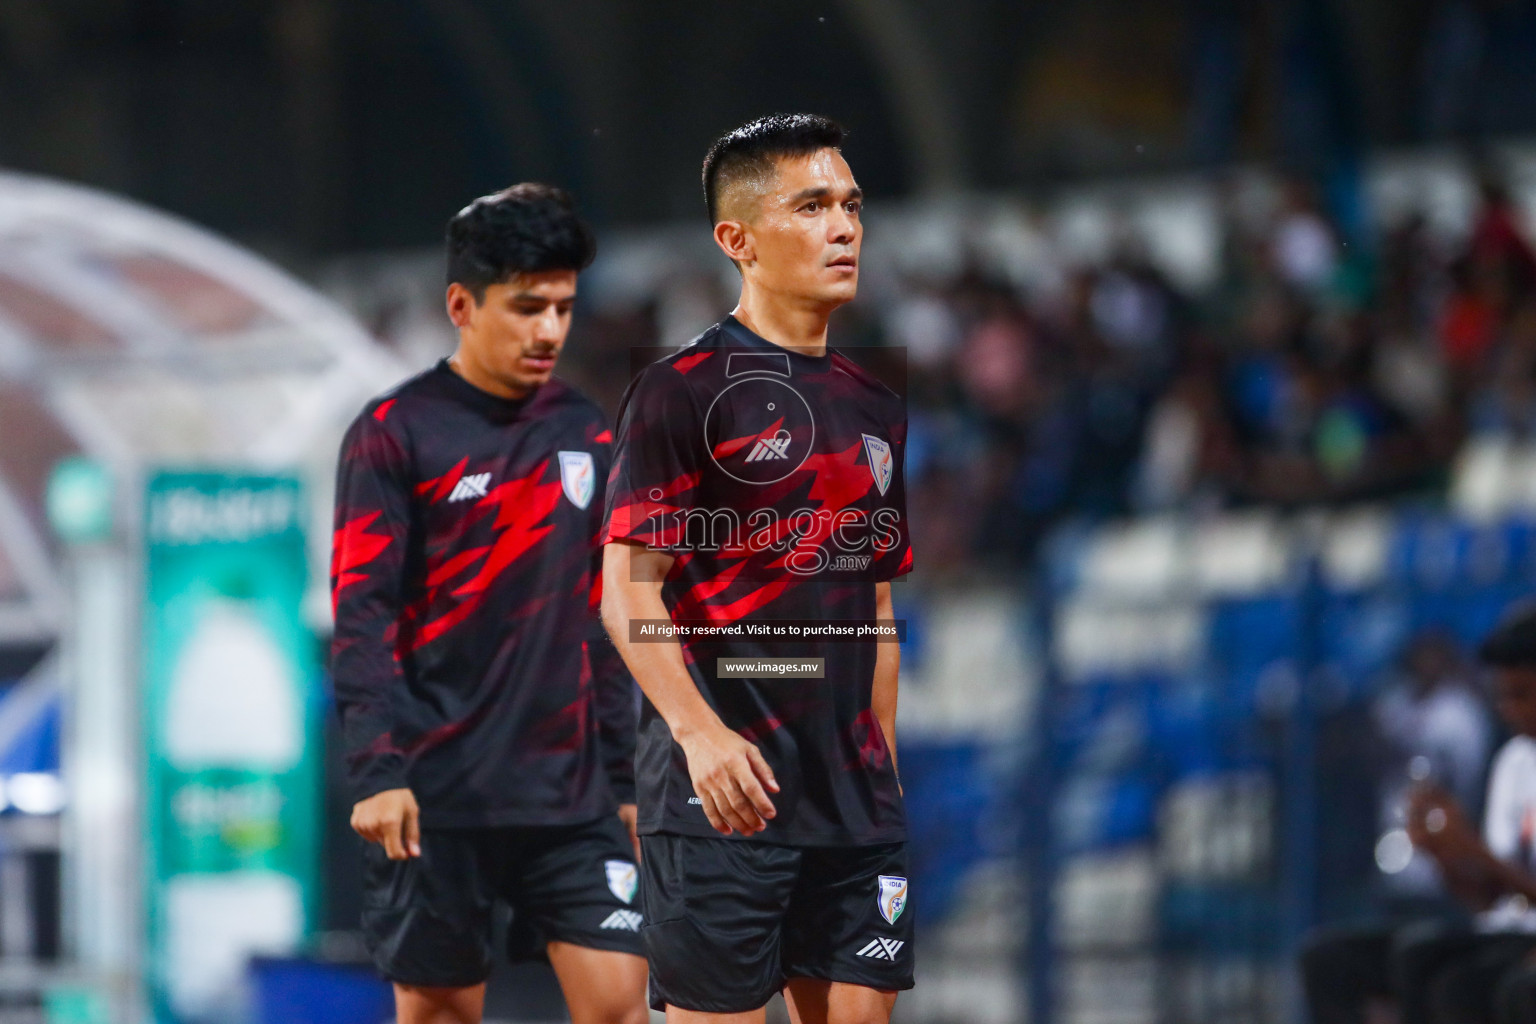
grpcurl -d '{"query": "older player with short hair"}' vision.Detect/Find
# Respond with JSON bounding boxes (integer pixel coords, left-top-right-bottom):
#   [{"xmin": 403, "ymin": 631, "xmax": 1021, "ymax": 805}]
[{"xmin": 602, "ymin": 115, "xmax": 914, "ymax": 1024}]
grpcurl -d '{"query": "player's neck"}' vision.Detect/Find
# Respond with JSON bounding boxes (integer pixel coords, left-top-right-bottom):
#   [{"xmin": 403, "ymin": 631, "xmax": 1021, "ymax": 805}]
[
  {"xmin": 730, "ymin": 292, "xmax": 831, "ymax": 358},
  {"xmin": 447, "ymin": 347, "xmax": 532, "ymax": 401}
]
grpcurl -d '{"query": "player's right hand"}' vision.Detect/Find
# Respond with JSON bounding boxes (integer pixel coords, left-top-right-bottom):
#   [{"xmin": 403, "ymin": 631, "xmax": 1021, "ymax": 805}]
[
  {"xmin": 351, "ymin": 787, "xmax": 422, "ymax": 860},
  {"xmin": 678, "ymin": 723, "xmax": 780, "ymax": 836}
]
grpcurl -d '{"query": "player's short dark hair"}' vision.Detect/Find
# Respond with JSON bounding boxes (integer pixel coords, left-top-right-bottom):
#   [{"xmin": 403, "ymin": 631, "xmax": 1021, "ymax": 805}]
[
  {"xmin": 1479, "ymin": 601, "xmax": 1536, "ymax": 668},
  {"xmin": 446, "ymin": 182, "xmax": 596, "ymax": 300},
  {"xmin": 702, "ymin": 113, "xmax": 847, "ymax": 224}
]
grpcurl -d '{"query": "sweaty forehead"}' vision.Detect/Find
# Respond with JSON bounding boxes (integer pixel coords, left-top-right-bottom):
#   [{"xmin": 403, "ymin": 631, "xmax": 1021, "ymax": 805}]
[
  {"xmin": 779, "ymin": 149, "xmax": 855, "ymax": 191},
  {"xmin": 716, "ymin": 148, "xmax": 856, "ymax": 222}
]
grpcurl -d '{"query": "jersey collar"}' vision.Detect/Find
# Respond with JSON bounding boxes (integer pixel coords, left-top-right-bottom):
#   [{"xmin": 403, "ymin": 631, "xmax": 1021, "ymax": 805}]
[
  {"xmin": 719, "ymin": 316, "xmax": 834, "ymax": 373},
  {"xmin": 433, "ymin": 358, "xmax": 540, "ymax": 419}
]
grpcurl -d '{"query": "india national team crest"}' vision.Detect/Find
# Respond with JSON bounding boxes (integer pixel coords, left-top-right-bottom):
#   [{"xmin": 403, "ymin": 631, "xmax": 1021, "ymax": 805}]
[
  {"xmin": 558, "ymin": 451, "xmax": 595, "ymax": 509},
  {"xmin": 605, "ymin": 860, "xmax": 638, "ymax": 904},
  {"xmin": 877, "ymin": 874, "xmax": 908, "ymax": 925},
  {"xmin": 862, "ymin": 434, "xmax": 894, "ymax": 496}
]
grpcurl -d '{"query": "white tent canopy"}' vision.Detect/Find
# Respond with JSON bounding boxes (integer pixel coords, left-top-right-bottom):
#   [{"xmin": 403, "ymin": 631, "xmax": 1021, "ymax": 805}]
[{"xmin": 0, "ymin": 170, "xmax": 401, "ymax": 644}]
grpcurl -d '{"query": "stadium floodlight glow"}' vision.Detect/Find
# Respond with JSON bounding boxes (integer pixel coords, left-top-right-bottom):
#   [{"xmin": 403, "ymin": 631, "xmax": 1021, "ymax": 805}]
[{"xmin": 9, "ymin": 773, "xmax": 66, "ymax": 815}]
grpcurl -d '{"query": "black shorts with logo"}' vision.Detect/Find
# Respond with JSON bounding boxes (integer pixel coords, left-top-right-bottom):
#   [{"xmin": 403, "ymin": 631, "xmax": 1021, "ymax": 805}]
[
  {"xmin": 361, "ymin": 814, "xmax": 644, "ymax": 987},
  {"xmin": 640, "ymin": 833, "xmax": 914, "ymax": 1013}
]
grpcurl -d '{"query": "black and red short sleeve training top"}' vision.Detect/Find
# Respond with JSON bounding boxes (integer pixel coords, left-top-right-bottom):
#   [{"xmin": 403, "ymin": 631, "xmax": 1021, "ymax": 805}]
[
  {"xmin": 603, "ymin": 317, "xmax": 912, "ymax": 845},
  {"xmin": 331, "ymin": 361, "xmax": 635, "ymax": 828}
]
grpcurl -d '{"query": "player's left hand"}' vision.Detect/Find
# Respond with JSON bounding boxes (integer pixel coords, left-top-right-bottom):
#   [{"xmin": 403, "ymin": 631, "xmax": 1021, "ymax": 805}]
[{"xmin": 617, "ymin": 803, "xmax": 640, "ymax": 861}]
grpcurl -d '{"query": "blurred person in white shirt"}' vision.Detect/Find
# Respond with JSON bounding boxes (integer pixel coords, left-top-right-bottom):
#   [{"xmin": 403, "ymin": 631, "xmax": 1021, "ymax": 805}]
[
  {"xmin": 1302, "ymin": 604, "xmax": 1536, "ymax": 1024},
  {"xmin": 1373, "ymin": 630, "xmax": 1493, "ymax": 900}
]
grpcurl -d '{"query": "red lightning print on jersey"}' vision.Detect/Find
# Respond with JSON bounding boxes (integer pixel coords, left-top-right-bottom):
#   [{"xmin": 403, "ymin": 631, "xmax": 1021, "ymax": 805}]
[
  {"xmin": 331, "ymin": 511, "xmax": 394, "ymax": 614},
  {"xmin": 352, "ymin": 705, "xmax": 490, "ymax": 766},
  {"xmin": 844, "ymin": 708, "xmax": 891, "ymax": 771},
  {"xmin": 748, "ymin": 442, "xmax": 876, "ymax": 569},
  {"xmin": 416, "ymin": 456, "xmax": 469, "ymax": 503},
  {"xmin": 670, "ymin": 559, "xmax": 792, "ymax": 625},
  {"xmin": 673, "ymin": 350, "xmax": 713, "ymax": 375},
  {"xmin": 602, "ymin": 469, "xmax": 701, "ymax": 544},
  {"xmin": 527, "ymin": 643, "xmax": 594, "ymax": 757},
  {"xmin": 666, "ymin": 442, "xmax": 880, "ymax": 625},
  {"xmin": 712, "ymin": 416, "xmax": 786, "ymax": 459},
  {"xmin": 402, "ymin": 461, "xmax": 564, "ymax": 650}
]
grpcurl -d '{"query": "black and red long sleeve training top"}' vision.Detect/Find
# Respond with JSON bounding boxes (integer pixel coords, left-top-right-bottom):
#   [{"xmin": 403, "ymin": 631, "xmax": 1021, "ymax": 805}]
[
  {"xmin": 603, "ymin": 317, "xmax": 912, "ymax": 845},
  {"xmin": 331, "ymin": 360, "xmax": 635, "ymax": 828}
]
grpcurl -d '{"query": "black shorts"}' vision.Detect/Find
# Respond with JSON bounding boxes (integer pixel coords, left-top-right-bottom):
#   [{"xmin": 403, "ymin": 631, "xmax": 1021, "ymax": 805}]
[
  {"xmin": 361, "ymin": 815, "xmax": 644, "ymax": 988},
  {"xmin": 640, "ymin": 833, "xmax": 914, "ymax": 1013}
]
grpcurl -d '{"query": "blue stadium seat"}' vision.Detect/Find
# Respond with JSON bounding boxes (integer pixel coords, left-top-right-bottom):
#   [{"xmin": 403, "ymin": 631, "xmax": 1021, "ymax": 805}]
[
  {"xmin": 1206, "ymin": 596, "xmax": 1303, "ymax": 680},
  {"xmin": 899, "ymin": 741, "xmax": 1000, "ymax": 921},
  {"xmin": 1315, "ymin": 590, "xmax": 1412, "ymax": 697}
]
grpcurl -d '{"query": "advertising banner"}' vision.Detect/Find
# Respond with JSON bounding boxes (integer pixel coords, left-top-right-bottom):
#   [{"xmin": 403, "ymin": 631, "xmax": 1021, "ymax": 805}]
[{"xmin": 142, "ymin": 472, "xmax": 318, "ymax": 1022}]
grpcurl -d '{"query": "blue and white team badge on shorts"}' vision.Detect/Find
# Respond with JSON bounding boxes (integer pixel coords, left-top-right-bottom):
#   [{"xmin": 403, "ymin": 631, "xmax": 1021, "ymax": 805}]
[
  {"xmin": 605, "ymin": 860, "xmax": 638, "ymax": 904},
  {"xmin": 862, "ymin": 434, "xmax": 893, "ymax": 496},
  {"xmin": 558, "ymin": 451, "xmax": 595, "ymax": 509},
  {"xmin": 877, "ymin": 875, "xmax": 908, "ymax": 925}
]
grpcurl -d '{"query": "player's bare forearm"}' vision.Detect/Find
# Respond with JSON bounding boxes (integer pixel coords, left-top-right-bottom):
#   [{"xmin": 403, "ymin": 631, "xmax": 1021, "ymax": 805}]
[
  {"xmin": 600, "ymin": 540, "xmax": 780, "ymax": 835},
  {"xmin": 872, "ymin": 581, "xmax": 900, "ymax": 777},
  {"xmin": 600, "ymin": 541, "xmax": 718, "ymax": 737}
]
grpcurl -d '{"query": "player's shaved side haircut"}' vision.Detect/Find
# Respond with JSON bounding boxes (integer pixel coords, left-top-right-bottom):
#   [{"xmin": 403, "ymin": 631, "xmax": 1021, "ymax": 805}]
[
  {"xmin": 702, "ymin": 113, "xmax": 847, "ymax": 224},
  {"xmin": 446, "ymin": 182, "xmax": 596, "ymax": 301}
]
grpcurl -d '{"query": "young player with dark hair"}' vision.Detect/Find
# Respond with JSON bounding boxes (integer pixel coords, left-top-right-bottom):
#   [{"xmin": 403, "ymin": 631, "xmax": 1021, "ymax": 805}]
[
  {"xmin": 1301, "ymin": 602, "xmax": 1536, "ymax": 1024},
  {"xmin": 601, "ymin": 114, "xmax": 914, "ymax": 1023},
  {"xmin": 332, "ymin": 183, "xmax": 648, "ymax": 1024}
]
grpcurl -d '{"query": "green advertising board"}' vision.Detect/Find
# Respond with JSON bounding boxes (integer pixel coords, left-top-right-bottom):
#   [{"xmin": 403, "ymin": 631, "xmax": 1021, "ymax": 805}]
[{"xmin": 142, "ymin": 472, "xmax": 319, "ymax": 1022}]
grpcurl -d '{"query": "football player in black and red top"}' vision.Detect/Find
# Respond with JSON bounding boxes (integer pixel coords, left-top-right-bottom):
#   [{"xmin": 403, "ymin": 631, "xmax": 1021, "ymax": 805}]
[
  {"xmin": 601, "ymin": 116, "xmax": 914, "ymax": 1022},
  {"xmin": 331, "ymin": 184, "xmax": 647, "ymax": 1024}
]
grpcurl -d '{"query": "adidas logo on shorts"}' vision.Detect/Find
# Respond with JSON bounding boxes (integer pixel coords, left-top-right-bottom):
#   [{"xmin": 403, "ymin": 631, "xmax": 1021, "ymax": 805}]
[
  {"xmin": 855, "ymin": 938, "xmax": 904, "ymax": 960},
  {"xmin": 600, "ymin": 909, "xmax": 643, "ymax": 932}
]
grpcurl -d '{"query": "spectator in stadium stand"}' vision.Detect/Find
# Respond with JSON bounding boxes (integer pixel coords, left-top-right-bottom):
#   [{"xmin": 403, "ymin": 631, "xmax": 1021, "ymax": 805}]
[
  {"xmin": 1301, "ymin": 602, "xmax": 1536, "ymax": 1024},
  {"xmin": 1370, "ymin": 629, "xmax": 1493, "ymax": 904},
  {"xmin": 1441, "ymin": 173, "xmax": 1536, "ymax": 388}
]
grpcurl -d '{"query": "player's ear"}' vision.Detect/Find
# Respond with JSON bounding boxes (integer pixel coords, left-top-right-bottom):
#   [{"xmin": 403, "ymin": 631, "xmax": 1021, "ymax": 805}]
[
  {"xmin": 713, "ymin": 219, "xmax": 755, "ymax": 266},
  {"xmin": 446, "ymin": 282, "xmax": 476, "ymax": 328}
]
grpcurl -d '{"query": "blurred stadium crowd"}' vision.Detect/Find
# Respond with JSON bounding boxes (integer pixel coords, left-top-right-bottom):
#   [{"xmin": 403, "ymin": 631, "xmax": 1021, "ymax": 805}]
[
  {"xmin": 349, "ymin": 160, "xmax": 1534, "ymax": 587},
  {"xmin": 10, "ymin": 2, "xmax": 1536, "ymax": 1020},
  {"xmin": 292, "ymin": 149, "xmax": 1536, "ymax": 1023}
]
